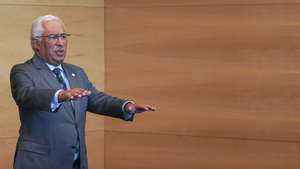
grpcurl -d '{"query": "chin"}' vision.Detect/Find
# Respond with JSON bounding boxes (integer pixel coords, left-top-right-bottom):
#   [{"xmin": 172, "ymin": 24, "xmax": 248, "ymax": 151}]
[
  {"xmin": 55, "ymin": 56, "xmax": 65, "ymax": 61},
  {"xmin": 53, "ymin": 59, "xmax": 64, "ymax": 65}
]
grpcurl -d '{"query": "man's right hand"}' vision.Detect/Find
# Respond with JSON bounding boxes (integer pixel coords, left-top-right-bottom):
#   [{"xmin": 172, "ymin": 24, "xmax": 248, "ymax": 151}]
[{"xmin": 58, "ymin": 88, "xmax": 91, "ymax": 102}]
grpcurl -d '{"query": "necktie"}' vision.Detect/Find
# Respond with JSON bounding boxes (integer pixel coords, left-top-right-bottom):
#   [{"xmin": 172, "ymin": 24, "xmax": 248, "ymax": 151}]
[
  {"xmin": 53, "ymin": 68, "xmax": 80, "ymax": 160},
  {"xmin": 52, "ymin": 68, "xmax": 67, "ymax": 89}
]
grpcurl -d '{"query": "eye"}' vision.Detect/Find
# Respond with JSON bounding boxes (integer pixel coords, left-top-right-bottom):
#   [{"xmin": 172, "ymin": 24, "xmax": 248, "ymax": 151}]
[
  {"xmin": 47, "ymin": 34, "xmax": 57, "ymax": 40},
  {"xmin": 60, "ymin": 34, "xmax": 67, "ymax": 39}
]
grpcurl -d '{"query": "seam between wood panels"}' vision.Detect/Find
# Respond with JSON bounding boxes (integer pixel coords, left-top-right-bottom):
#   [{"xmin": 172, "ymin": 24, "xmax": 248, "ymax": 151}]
[{"xmin": 103, "ymin": 129, "xmax": 300, "ymax": 144}]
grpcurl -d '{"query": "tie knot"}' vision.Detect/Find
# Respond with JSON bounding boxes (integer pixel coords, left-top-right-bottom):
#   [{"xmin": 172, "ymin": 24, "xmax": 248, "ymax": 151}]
[
  {"xmin": 52, "ymin": 68, "xmax": 62, "ymax": 76},
  {"xmin": 52, "ymin": 68, "xmax": 67, "ymax": 89}
]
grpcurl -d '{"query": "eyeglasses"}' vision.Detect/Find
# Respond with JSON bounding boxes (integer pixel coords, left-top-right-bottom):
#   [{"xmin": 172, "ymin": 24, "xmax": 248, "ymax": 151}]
[{"xmin": 35, "ymin": 33, "xmax": 71, "ymax": 42}]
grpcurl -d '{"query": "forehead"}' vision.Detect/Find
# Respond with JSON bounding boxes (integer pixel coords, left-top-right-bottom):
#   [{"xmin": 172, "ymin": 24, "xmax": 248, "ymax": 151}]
[{"xmin": 42, "ymin": 20, "xmax": 65, "ymax": 34}]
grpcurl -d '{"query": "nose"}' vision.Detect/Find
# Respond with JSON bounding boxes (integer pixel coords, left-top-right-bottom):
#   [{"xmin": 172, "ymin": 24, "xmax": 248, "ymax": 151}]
[{"xmin": 55, "ymin": 37, "xmax": 65, "ymax": 45}]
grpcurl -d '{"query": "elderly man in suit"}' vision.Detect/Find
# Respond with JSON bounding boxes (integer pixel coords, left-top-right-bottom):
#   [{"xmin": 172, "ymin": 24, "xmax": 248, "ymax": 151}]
[{"xmin": 10, "ymin": 14, "xmax": 156, "ymax": 169}]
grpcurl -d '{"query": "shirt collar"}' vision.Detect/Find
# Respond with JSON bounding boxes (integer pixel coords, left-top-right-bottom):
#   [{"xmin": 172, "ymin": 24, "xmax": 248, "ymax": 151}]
[{"xmin": 46, "ymin": 63, "xmax": 63, "ymax": 72}]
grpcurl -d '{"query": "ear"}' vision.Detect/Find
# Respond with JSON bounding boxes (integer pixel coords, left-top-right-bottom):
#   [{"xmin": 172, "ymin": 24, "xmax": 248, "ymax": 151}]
[{"xmin": 31, "ymin": 39, "xmax": 41, "ymax": 53}]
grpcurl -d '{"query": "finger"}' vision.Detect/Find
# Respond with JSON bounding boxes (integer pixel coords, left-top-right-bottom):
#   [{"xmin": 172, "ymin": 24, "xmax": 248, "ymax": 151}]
[
  {"xmin": 74, "ymin": 88, "xmax": 91, "ymax": 96},
  {"xmin": 84, "ymin": 90, "xmax": 91, "ymax": 95},
  {"xmin": 141, "ymin": 105, "xmax": 156, "ymax": 111},
  {"xmin": 67, "ymin": 92, "xmax": 74, "ymax": 100},
  {"xmin": 69, "ymin": 90, "xmax": 81, "ymax": 98},
  {"xmin": 70, "ymin": 89, "xmax": 91, "ymax": 99},
  {"xmin": 134, "ymin": 105, "xmax": 150, "ymax": 113},
  {"xmin": 148, "ymin": 106, "xmax": 156, "ymax": 111},
  {"xmin": 73, "ymin": 91, "xmax": 84, "ymax": 98},
  {"xmin": 81, "ymin": 90, "xmax": 91, "ymax": 96},
  {"xmin": 135, "ymin": 105, "xmax": 156, "ymax": 112},
  {"xmin": 69, "ymin": 89, "xmax": 83, "ymax": 97}
]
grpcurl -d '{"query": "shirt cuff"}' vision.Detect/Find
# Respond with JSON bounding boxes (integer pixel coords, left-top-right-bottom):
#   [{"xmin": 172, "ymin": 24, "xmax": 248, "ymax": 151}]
[
  {"xmin": 122, "ymin": 101, "xmax": 135, "ymax": 121},
  {"xmin": 122, "ymin": 101, "xmax": 134, "ymax": 112},
  {"xmin": 50, "ymin": 89, "xmax": 63, "ymax": 112}
]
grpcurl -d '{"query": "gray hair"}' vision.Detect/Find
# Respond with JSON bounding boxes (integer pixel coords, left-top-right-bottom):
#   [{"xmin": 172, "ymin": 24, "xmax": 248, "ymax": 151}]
[
  {"xmin": 31, "ymin": 14, "xmax": 63, "ymax": 41},
  {"xmin": 30, "ymin": 15, "xmax": 65, "ymax": 52}
]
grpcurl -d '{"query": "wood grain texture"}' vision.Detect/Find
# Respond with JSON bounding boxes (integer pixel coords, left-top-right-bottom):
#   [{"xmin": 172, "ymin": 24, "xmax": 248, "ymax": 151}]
[
  {"xmin": 0, "ymin": 0, "xmax": 103, "ymax": 7},
  {"xmin": 106, "ymin": 0, "xmax": 300, "ymax": 7},
  {"xmin": 86, "ymin": 130, "xmax": 105, "ymax": 169},
  {"xmin": 104, "ymin": 4, "xmax": 300, "ymax": 142},
  {"xmin": 0, "ymin": 138, "xmax": 17, "ymax": 169},
  {"xmin": 105, "ymin": 131, "xmax": 300, "ymax": 169}
]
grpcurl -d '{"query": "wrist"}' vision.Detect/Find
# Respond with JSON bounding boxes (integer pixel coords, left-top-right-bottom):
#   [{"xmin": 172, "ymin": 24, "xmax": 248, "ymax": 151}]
[
  {"xmin": 57, "ymin": 90, "xmax": 65, "ymax": 103},
  {"xmin": 125, "ymin": 102, "xmax": 135, "ymax": 113}
]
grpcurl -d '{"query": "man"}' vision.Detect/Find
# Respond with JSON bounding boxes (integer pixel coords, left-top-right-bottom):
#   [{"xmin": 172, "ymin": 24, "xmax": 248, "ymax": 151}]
[{"xmin": 10, "ymin": 15, "xmax": 156, "ymax": 169}]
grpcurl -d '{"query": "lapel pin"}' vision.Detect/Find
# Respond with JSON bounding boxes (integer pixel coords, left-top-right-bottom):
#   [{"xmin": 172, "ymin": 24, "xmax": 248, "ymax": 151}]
[{"xmin": 72, "ymin": 73, "xmax": 76, "ymax": 77}]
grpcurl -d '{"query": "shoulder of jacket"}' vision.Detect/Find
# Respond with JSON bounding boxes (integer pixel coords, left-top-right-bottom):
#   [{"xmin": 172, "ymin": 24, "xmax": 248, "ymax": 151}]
[
  {"xmin": 63, "ymin": 62, "xmax": 85, "ymax": 73},
  {"xmin": 11, "ymin": 58, "xmax": 34, "ymax": 70}
]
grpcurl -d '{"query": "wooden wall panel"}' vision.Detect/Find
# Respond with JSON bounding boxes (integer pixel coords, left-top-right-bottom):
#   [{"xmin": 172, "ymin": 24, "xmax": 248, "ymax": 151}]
[
  {"xmin": 106, "ymin": 0, "xmax": 300, "ymax": 7},
  {"xmin": 0, "ymin": 138, "xmax": 17, "ymax": 169},
  {"xmin": 0, "ymin": 0, "xmax": 103, "ymax": 7},
  {"xmin": 86, "ymin": 131, "xmax": 105, "ymax": 169},
  {"xmin": 105, "ymin": 131, "xmax": 300, "ymax": 169},
  {"xmin": 0, "ymin": 2, "xmax": 105, "ymax": 169},
  {"xmin": 105, "ymin": 1, "xmax": 300, "ymax": 169},
  {"xmin": 105, "ymin": 4, "xmax": 300, "ymax": 141}
]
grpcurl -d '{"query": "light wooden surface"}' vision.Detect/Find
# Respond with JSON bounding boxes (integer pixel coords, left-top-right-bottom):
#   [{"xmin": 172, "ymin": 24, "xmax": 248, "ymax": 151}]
[
  {"xmin": 0, "ymin": 0, "xmax": 103, "ymax": 7},
  {"xmin": 0, "ymin": 137, "xmax": 17, "ymax": 169},
  {"xmin": 106, "ymin": 0, "xmax": 300, "ymax": 7},
  {"xmin": 105, "ymin": 131, "xmax": 300, "ymax": 169},
  {"xmin": 86, "ymin": 131, "xmax": 105, "ymax": 169},
  {"xmin": 104, "ymin": 1, "xmax": 300, "ymax": 169},
  {"xmin": 105, "ymin": 2, "xmax": 300, "ymax": 140},
  {"xmin": 0, "ymin": 2, "xmax": 105, "ymax": 169}
]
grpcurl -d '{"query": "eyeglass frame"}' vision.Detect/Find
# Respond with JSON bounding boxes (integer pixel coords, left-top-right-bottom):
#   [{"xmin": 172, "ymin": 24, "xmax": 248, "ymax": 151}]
[{"xmin": 34, "ymin": 33, "xmax": 71, "ymax": 42}]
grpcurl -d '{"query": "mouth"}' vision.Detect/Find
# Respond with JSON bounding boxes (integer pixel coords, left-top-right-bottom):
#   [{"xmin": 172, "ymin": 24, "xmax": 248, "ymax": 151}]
[{"xmin": 55, "ymin": 49, "xmax": 65, "ymax": 57}]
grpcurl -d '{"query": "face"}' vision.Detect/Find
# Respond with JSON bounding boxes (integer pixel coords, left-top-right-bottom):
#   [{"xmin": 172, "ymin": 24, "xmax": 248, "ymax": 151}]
[{"xmin": 35, "ymin": 20, "xmax": 68, "ymax": 65}]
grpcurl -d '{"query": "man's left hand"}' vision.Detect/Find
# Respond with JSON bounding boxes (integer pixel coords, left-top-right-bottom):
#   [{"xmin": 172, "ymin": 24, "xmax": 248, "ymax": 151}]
[{"xmin": 125, "ymin": 103, "xmax": 156, "ymax": 114}]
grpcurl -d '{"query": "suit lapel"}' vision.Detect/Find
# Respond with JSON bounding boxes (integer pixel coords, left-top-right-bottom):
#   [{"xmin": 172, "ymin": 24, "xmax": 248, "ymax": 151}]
[
  {"xmin": 31, "ymin": 55, "xmax": 75, "ymax": 121},
  {"xmin": 31, "ymin": 55, "xmax": 62, "ymax": 90},
  {"xmin": 62, "ymin": 64, "xmax": 78, "ymax": 89}
]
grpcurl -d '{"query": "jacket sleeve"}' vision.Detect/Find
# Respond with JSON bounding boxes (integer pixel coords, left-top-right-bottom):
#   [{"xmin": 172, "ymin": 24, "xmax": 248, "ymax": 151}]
[
  {"xmin": 77, "ymin": 68, "xmax": 134, "ymax": 121},
  {"xmin": 10, "ymin": 64, "xmax": 56, "ymax": 112}
]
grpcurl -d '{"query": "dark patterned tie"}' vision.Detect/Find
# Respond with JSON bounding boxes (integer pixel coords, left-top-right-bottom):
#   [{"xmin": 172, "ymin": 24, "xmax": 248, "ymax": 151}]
[
  {"xmin": 52, "ymin": 68, "xmax": 67, "ymax": 89},
  {"xmin": 53, "ymin": 68, "xmax": 79, "ymax": 159}
]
